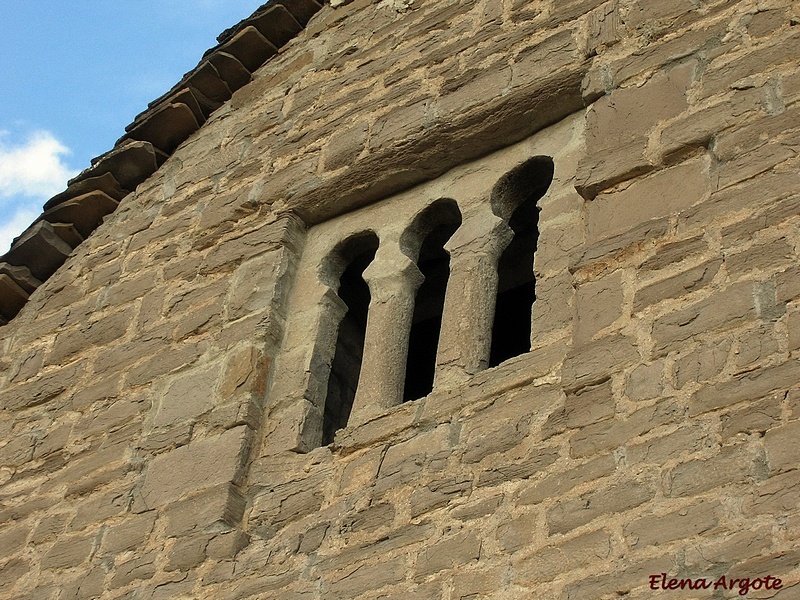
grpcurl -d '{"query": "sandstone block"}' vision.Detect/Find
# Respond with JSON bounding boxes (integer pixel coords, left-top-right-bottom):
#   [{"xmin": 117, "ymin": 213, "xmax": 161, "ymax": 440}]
[
  {"xmin": 41, "ymin": 533, "xmax": 95, "ymax": 570},
  {"xmin": 640, "ymin": 235, "xmax": 708, "ymax": 271},
  {"xmin": 625, "ymin": 501, "xmax": 720, "ymax": 549},
  {"xmin": 343, "ymin": 502, "xmax": 396, "ymax": 533},
  {"xmin": 517, "ymin": 454, "xmax": 617, "ymax": 507},
  {"xmin": 722, "ymin": 195, "xmax": 800, "ymax": 248},
  {"xmin": 477, "ymin": 447, "xmax": 560, "ymax": 488},
  {"xmin": 561, "ymin": 334, "xmax": 640, "ymax": 390},
  {"xmin": 109, "ymin": 553, "xmax": 156, "ymax": 589},
  {"xmin": 726, "ymin": 238, "xmax": 795, "ymax": 278},
  {"xmin": 415, "ymin": 530, "xmax": 481, "ymax": 578},
  {"xmin": 690, "ymin": 359, "xmax": 800, "ymax": 416},
  {"xmin": 496, "ymin": 511, "xmax": 537, "ymax": 553},
  {"xmin": 250, "ymin": 470, "xmax": 329, "ymax": 532},
  {"xmin": 634, "ymin": 259, "xmax": 721, "ymax": 311},
  {"xmin": 584, "ymin": 156, "xmax": 711, "ymax": 252},
  {"xmin": 410, "ymin": 478, "xmax": 470, "ymax": 518},
  {"xmin": 163, "ymin": 484, "xmax": 246, "ymax": 537},
  {"xmin": 625, "ymin": 360, "xmax": 665, "ymax": 401},
  {"xmin": 652, "ymin": 281, "xmax": 757, "ymax": 355},
  {"xmin": 627, "ymin": 424, "xmax": 713, "ymax": 466},
  {"xmin": 764, "ymin": 420, "xmax": 800, "ymax": 475},
  {"xmin": 153, "ymin": 362, "xmax": 221, "ymax": 427},
  {"xmin": 744, "ymin": 470, "xmax": 800, "ymax": 517},
  {"xmin": 574, "ymin": 271, "xmax": 623, "ymax": 343},
  {"xmin": 47, "ymin": 309, "xmax": 130, "ymax": 366},
  {"xmin": 0, "ymin": 274, "xmax": 29, "ymax": 321},
  {"xmin": 666, "ymin": 444, "xmax": 759, "ymax": 497},
  {"xmin": 570, "ymin": 400, "xmax": 680, "ymax": 458},
  {"xmin": 541, "ymin": 379, "xmax": 614, "ymax": 439},
  {"xmin": 450, "ymin": 495, "xmax": 503, "ymax": 521},
  {"xmin": 217, "ymin": 26, "xmax": 278, "ymax": 72},
  {"xmin": 72, "ymin": 140, "xmax": 165, "ymax": 192},
  {"xmin": 42, "ymin": 190, "xmax": 120, "ymax": 239},
  {"xmin": 4, "ymin": 220, "xmax": 73, "ymax": 281},
  {"xmin": 101, "ymin": 513, "xmax": 156, "ymax": 555},
  {"xmin": 166, "ymin": 535, "xmax": 211, "ymax": 572},
  {"xmin": 70, "ymin": 490, "xmax": 129, "ymax": 532},
  {"xmin": 514, "ymin": 529, "xmax": 611, "ymax": 586},
  {"xmin": 0, "ymin": 524, "xmax": 29, "ymax": 559},
  {"xmin": 134, "ymin": 426, "xmax": 249, "ymax": 512},
  {"xmin": 451, "ymin": 566, "xmax": 505, "ymax": 600},
  {"xmin": 547, "ymin": 480, "xmax": 655, "ymax": 535},
  {"xmin": 563, "ymin": 555, "xmax": 676, "ymax": 599},
  {"xmin": 326, "ymin": 555, "xmax": 406, "ymax": 597},
  {"xmin": 4, "ymin": 359, "xmax": 87, "ymax": 411},
  {"xmin": 576, "ymin": 62, "xmax": 696, "ymax": 199},
  {"xmin": 45, "ymin": 171, "xmax": 128, "ymax": 210}
]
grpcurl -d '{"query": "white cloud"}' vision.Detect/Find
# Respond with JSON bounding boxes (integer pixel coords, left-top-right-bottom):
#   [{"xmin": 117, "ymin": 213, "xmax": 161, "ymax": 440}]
[
  {"xmin": 0, "ymin": 130, "xmax": 78, "ymax": 200},
  {"xmin": 0, "ymin": 204, "xmax": 39, "ymax": 255}
]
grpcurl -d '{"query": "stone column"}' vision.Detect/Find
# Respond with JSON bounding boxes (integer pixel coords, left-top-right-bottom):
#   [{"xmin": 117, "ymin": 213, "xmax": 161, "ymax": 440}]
[
  {"xmin": 349, "ymin": 245, "xmax": 424, "ymax": 426},
  {"xmin": 433, "ymin": 211, "xmax": 513, "ymax": 388}
]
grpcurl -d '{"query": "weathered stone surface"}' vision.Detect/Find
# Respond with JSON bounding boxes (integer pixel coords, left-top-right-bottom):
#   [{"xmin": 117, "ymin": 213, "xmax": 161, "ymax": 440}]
[
  {"xmin": 134, "ymin": 427, "xmax": 249, "ymax": 511},
  {"xmin": 0, "ymin": 274, "xmax": 29, "ymax": 320},
  {"xmin": 625, "ymin": 501, "xmax": 720, "ymax": 548},
  {"xmin": 41, "ymin": 533, "xmax": 95, "ymax": 570},
  {"xmin": 547, "ymin": 480, "xmax": 655, "ymax": 534},
  {"xmin": 667, "ymin": 444, "xmax": 760, "ymax": 497},
  {"xmin": 124, "ymin": 102, "xmax": 201, "ymax": 155},
  {"xmin": 514, "ymin": 529, "xmax": 611, "ymax": 585},
  {"xmin": 3, "ymin": 220, "xmax": 73, "ymax": 281},
  {"xmin": 582, "ymin": 156, "xmax": 711, "ymax": 264},
  {"xmin": 0, "ymin": 261, "xmax": 42, "ymax": 294},
  {"xmin": 574, "ymin": 271, "xmax": 623, "ymax": 343},
  {"xmin": 764, "ymin": 420, "xmax": 800, "ymax": 475},
  {"xmin": 415, "ymin": 530, "xmax": 481, "ymax": 578},
  {"xmin": 576, "ymin": 62, "xmax": 696, "ymax": 199},
  {"xmin": 634, "ymin": 259, "xmax": 721, "ymax": 311},
  {"xmin": 570, "ymin": 400, "xmax": 681, "ymax": 458},
  {"xmin": 561, "ymin": 334, "xmax": 640, "ymax": 390},
  {"xmin": 72, "ymin": 140, "xmax": 165, "ymax": 191},
  {"xmin": 541, "ymin": 379, "xmax": 613, "ymax": 438},
  {"xmin": 652, "ymin": 282, "xmax": 757, "ymax": 355},
  {"xmin": 690, "ymin": 359, "xmax": 800, "ymax": 416}
]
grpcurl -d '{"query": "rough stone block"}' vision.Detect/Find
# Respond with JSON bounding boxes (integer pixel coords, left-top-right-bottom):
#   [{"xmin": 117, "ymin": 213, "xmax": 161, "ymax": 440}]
[
  {"xmin": 745, "ymin": 470, "xmax": 800, "ymax": 517},
  {"xmin": 163, "ymin": 484, "xmax": 246, "ymax": 537},
  {"xmin": 666, "ymin": 444, "xmax": 759, "ymax": 497},
  {"xmin": 40, "ymin": 533, "xmax": 95, "ymax": 570},
  {"xmin": 726, "ymin": 238, "xmax": 795, "ymax": 277},
  {"xmin": 47, "ymin": 309, "xmax": 130, "ymax": 366},
  {"xmin": 326, "ymin": 555, "xmax": 406, "ymax": 597},
  {"xmin": 42, "ymin": 191, "xmax": 120, "ymax": 239},
  {"xmin": 674, "ymin": 338, "xmax": 730, "ymax": 389},
  {"xmin": 625, "ymin": 501, "xmax": 720, "ymax": 548},
  {"xmin": 101, "ymin": 513, "xmax": 156, "ymax": 555},
  {"xmin": 574, "ymin": 271, "xmax": 624, "ymax": 343},
  {"xmin": 496, "ymin": 511, "xmax": 537, "ymax": 553},
  {"xmin": 4, "ymin": 220, "xmax": 73, "ymax": 281},
  {"xmin": 765, "ymin": 420, "xmax": 800, "ymax": 475},
  {"xmin": 640, "ymin": 235, "xmax": 708, "ymax": 271},
  {"xmin": 633, "ymin": 259, "xmax": 721, "ymax": 311},
  {"xmin": 561, "ymin": 334, "xmax": 640, "ymax": 391},
  {"xmin": 109, "ymin": 553, "xmax": 157, "ymax": 589},
  {"xmin": 652, "ymin": 281, "xmax": 757, "ymax": 355},
  {"xmin": 690, "ymin": 359, "xmax": 800, "ymax": 416},
  {"xmin": 250, "ymin": 470, "xmax": 330, "ymax": 532},
  {"xmin": 415, "ymin": 530, "xmax": 481, "ymax": 578},
  {"xmin": 547, "ymin": 480, "xmax": 655, "ymax": 535},
  {"xmin": 72, "ymin": 140, "xmax": 165, "ymax": 192},
  {"xmin": 134, "ymin": 427, "xmax": 249, "ymax": 512},
  {"xmin": 570, "ymin": 400, "xmax": 680, "ymax": 458},
  {"xmin": 410, "ymin": 478, "xmax": 470, "ymax": 518},
  {"xmin": 514, "ymin": 529, "xmax": 611, "ymax": 586},
  {"xmin": 584, "ymin": 156, "xmax": 711, "ymax": 253},
  {"xmin": 576, "ymin": 62, "xmax": 696, "ymax": 199},
  {"xmin": 477, "ymin": 447, "xmax": 560, "ymax": 488},
  {"xmin": 627, "ymin": 424, "xmax": 713, "ymax": 466},
  {"xmin": 541, "ymin": 379, "xmax": 614, "ymax": 439}
]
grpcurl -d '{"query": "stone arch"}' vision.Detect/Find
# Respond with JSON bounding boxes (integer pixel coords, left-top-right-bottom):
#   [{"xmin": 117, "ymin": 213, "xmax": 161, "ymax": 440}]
[
  {"xmin": 400, "ymin": 199, "xmax": 462, "ymax": 400},
  {"xmin": 488, "ymin": 156, "xmax": 554, "ymax": 366}
]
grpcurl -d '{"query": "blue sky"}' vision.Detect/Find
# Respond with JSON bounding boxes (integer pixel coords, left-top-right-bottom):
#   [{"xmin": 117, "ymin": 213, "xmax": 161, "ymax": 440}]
[{"xmin": 0, "ymin": 1, "xmax": 263, "ymax": 253}]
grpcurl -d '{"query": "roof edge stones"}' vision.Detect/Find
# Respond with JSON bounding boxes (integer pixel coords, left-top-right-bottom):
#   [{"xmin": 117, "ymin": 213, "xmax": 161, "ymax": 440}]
[{"xmin": 0, "ymin": 0, "xmax": 323, "ymax": 326}]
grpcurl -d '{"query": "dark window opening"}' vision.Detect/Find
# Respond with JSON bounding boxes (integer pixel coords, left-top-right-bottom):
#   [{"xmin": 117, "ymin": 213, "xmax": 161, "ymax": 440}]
[
  {"xmin": 322, "ymin": 235, "xmax": 378, "ymax": 445},
  {"xmin": 402, "ymin": 200, "xmax": 462, "ymax": 401},
  {"xmin": 489, "ymin": 157, "xmax": 554, "ymax": 367}
]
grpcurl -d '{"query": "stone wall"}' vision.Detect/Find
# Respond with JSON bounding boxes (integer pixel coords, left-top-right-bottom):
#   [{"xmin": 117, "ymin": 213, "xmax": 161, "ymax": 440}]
[{"xmin": 1, "ymin": 0, "xmax": 799, "ymax": 598}]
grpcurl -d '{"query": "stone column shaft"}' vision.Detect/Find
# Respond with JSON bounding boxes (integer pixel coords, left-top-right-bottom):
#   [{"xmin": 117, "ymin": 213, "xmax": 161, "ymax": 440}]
[
  {"xmin": 434, "ymin": 213, "xmax": 513, "ymax": 388},
  {"xmin": 349, "ymin": 247, "xmax": 423, "ymax": 425}
]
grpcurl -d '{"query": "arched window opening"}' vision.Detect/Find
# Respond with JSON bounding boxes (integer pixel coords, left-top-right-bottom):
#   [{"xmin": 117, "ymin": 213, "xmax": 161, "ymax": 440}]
[
  {"xmin": 489, "ymin": 157, "xmax": 554, "ymax": 367},
  {"xmin": 322, "ymin": 233, "xmax": 379, "ymax": 445},
  {"xmin": 401, "ymin": 200, "xmax": 462, "ymax": 401}
]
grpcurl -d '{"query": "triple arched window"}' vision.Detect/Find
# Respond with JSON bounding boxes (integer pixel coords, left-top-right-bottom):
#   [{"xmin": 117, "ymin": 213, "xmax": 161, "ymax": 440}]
[{"xmin": 266, "ymin": 155, "xmax": 554, "ymax": 452}]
